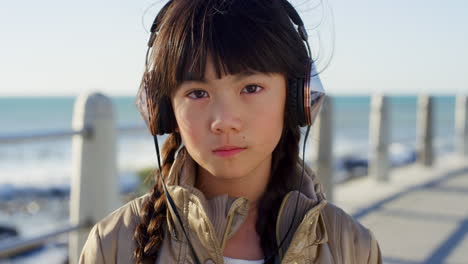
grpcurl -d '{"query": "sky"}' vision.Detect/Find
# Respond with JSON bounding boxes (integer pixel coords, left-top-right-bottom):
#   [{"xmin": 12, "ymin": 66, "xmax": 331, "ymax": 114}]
[{"xmin": 0, "ymin": 0, "xmax": 466, "ymax": 97}]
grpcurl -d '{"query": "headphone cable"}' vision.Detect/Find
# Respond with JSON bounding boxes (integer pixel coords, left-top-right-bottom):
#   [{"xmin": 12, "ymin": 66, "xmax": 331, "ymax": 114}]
[{"xmin": 152, "ymin": 135, "xmax": 202, "ymax": 264}]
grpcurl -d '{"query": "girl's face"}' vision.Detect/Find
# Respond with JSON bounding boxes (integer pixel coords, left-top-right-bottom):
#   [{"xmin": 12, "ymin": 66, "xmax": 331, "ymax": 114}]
[{"xmin": 172, "ymin": 56, "xmax": 286, "ymax": 180}]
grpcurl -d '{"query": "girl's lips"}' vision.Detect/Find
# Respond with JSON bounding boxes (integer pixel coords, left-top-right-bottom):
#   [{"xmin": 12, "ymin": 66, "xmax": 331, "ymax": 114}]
[{"xmin": 213, "ymin": 148, "xmax": 246, "ymax": 158}]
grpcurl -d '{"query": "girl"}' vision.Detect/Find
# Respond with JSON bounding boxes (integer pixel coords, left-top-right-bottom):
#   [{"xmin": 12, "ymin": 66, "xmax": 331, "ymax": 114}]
[{"xmin": 79, "ymin": 0, "xmax": 382, "ymax": 263}]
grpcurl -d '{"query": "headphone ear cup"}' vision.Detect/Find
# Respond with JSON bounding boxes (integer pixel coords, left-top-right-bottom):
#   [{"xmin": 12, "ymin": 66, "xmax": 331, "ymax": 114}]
[
  {"xmin": 296, "ymin": 77, "xmax": 306, "ymax": 126},
  {"xmin": 287, "ymin": 78, "xmax": 298, "ymax": 124},
  {"xmin": 288, "ymin": 78, "xmax": 306, "ymax": 126},
  {"xmin": 156, "ymin": 96, "xmax": 177, "ymax": 135}
]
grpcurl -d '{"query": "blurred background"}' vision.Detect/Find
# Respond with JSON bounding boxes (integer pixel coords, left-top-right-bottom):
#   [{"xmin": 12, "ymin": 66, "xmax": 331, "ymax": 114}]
[{"xmin": 0, "ymin": 0, "xmax": 467, "ymax": 263}]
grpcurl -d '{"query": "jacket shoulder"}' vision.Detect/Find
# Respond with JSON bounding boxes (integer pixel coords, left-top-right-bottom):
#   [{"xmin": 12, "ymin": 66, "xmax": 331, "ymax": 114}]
[
  {"xmin": 79, "ymin": 194, "xmax": 150, "ymax": 264},
  {"xmin": 321, "ymin": 202, "xmax": 382, "ymax": 263}
]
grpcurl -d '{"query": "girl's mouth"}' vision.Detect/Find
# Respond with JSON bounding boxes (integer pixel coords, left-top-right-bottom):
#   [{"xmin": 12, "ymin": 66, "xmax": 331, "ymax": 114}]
[{"xmin": 212, "ymin": 147, "xmax": 246, "ymax": 158}]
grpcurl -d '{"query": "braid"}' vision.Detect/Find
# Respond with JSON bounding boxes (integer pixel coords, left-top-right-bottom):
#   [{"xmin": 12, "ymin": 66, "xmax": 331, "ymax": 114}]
[
  {"xmin": 256, "ymin": 108, "xmax": 301, "ymax": 263},
  {"xmin": 134, "ymin": 133, "xmax": 182, "ymax": 264}
]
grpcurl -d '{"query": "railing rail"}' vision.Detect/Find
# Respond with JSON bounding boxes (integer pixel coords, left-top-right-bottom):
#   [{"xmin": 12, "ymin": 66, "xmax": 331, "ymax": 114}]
[
  {"xmin": 0, "ymin": 222, "xmax": 92, "ymax": 259},
  {"xmin": 0, "ymin": 124, "xmax": 146, "ymax": 145},
  {"xmin": 0, "ymin": 127, "xmax": 92, "ymax": 144}
]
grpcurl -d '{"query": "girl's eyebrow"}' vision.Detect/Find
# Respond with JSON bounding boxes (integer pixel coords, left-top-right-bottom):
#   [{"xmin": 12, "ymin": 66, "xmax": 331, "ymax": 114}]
[{"xmin": 182, "ymin": 70, "xmax": 258, "ymax": 84}]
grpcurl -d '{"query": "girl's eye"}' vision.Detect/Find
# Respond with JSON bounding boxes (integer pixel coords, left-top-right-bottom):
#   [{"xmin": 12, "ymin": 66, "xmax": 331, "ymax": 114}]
[
  {"xmin": 241, "ymin": 85, "xmax": 263, "ymax": 94},
  {"xmin": 187, "ymin": 90, "xmax": 208, "ymax": 99},
  {"xmin": 186, "ymin": 85, "xmax": 262, "ymax": 99}
]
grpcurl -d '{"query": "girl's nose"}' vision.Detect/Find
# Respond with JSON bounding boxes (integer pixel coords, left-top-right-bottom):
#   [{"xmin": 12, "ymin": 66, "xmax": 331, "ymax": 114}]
[{"xmin": 210, "ymin": 103, "xmax": 243, "ymax": 134}]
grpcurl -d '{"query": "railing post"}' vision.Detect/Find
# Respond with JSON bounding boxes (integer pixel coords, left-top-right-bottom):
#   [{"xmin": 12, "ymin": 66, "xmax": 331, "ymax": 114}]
[
  {"xmin": 69, "ymin": 92, "xmax": 119, "ymax": 264},
  {"xmin": 369, "ymin": 94, "xmax": 390, "ymax": 182},
  {"xmin": 455, "ymin": 94, "xmax": 468, "ymax": 156},
  {"xmin": 416, "ymin": 94, "xmax": 434, "ymax": 166},
  {"xmin": 311, "ymin": 95, "xmax": 334, "ymax": 201}
]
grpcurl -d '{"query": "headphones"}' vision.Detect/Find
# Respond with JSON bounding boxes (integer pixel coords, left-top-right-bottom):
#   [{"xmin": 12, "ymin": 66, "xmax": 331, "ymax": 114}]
[
  {"xmin": 137, "ymin": 1, "xmax": 326, "ymax": 263},
  {"xmin": 142, "ymin": 0, "xmax": 326, "ymax": 136}
]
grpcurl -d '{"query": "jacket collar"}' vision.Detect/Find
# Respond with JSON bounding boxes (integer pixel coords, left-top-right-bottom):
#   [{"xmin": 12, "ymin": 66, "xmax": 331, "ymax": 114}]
[
  {"xmin": 163, "ymin": 147, "xmax": 328, "ymax": 261},
  {"xmin": 275, "ymin": 158, "xmax": 329, "ymax": 259}
]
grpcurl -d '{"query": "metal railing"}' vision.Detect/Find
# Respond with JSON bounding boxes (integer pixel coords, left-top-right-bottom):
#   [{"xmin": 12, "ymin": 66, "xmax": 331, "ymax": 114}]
[
  {"xmin": 0, "ymin": 92, "xmax": 149, "ymax": 263},
  {"xmin": 0, "ymin": 121, "xmax": 146, "ymax": 260}
]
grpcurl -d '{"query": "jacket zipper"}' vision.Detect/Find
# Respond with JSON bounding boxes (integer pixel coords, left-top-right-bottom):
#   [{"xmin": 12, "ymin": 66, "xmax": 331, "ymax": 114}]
[
  {"xmin": 220, "ymin": 212, "xmax": 235, "ymax": 251},
  {"xmin": 218, "ymin": 198, "xmax": 247, "ymax": 263}
]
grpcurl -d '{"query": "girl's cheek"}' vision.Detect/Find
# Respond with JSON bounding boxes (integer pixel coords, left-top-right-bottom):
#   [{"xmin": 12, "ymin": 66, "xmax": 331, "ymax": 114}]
[{"xmin": 176, "ymin": 104, "xmax": 206, "ymax": 138}]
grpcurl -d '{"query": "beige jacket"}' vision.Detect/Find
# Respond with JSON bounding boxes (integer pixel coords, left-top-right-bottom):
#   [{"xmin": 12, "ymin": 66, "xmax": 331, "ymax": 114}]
[{"xmin": 79, "ymin": 147, "xmax": 382, "ymax": 263}]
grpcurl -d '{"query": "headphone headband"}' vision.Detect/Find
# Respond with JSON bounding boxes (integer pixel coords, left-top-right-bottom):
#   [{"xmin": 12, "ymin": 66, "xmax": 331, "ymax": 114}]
[{"xmin": 148, "ymin": 0, "xmax": 173, "ymax": 47}]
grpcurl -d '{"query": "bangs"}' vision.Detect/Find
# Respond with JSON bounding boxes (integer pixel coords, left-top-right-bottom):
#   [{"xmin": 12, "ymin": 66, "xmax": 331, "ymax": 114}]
[
  {"xmin": 178, "ymin": 0, "xmax": 292, "ymax": 81},
  {"xmin": 151, "ymin": 0, "xmax": 308, "ymax": 94}
]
